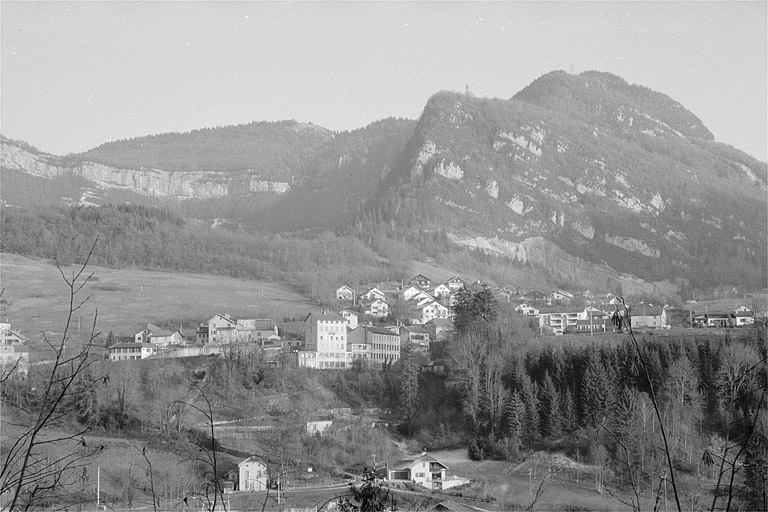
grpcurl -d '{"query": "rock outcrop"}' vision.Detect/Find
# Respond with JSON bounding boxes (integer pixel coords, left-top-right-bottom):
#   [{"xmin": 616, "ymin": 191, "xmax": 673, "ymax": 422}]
[{"xmin": 1, "ymin": 138, "xmax": 290, "ymax": 200}]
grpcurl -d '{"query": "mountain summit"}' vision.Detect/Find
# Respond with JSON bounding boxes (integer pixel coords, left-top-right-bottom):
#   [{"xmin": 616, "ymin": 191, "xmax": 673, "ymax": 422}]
[
  {"xmin": 2, "ymin": 71, "xmax": 766, "ymax": 296},
  {"xmin": 365, "ymin": 71, "xmax": 766, "ymax": 294}
]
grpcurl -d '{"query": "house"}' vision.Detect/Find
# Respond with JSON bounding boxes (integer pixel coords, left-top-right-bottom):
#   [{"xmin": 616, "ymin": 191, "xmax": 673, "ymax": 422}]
[
  {"xmin": 515, "ymin": 303, "xmax": 540, "ymax": 316},
  {"xmin": 306, "ymin": 420, "xmax": 333, "ymax": 435},
  {"xmin": 431, "ymin": 283, "xmax": 452, "ymax": 298},
  {"xmin": 359, "ymin": 287, "xmax": 387, "ymax": 303},
  {"xmin": 426, "ymin": 318, "xmax": 454, "ymax": 341},
  {"xmin": 445, "ymin": 276, "xmax": 467, "ymax": 291},
  {"xmin": 705, "ymin": 312, "xmax": 735, "ymax": 328},
  {"xmin": 388, "ymin": 452, "xmax": 450, "ymax": 490},
  {"xmin": 340, "ymin": 309, "xmax": 359, "ymax": 328},
  {"xmin": 224, "ymin": 469, "xmax": 239, "ymax": 492},
  {"xmin": 347, "ymin": 326, "xmax": 400, "ymax": 370},
  {"xmin": 135, "ymin": 324, "xmax": 183, "ymax": 347},
  {"xmin": 408, "ymin": 274, "xmax": 432, "ymax": 290},
  {"xmin": 238, "ymin": 456, "xmax": 269, "ymax": 492},
  {"xmin": 402, "ymin": 286, "xmax": 427, "ymax": 301},
  {"xmin": 149, "ymin": 329, "xmax": 184, "ymax": 346},
  {"xmin": 631, "ymin": 305, "xmax": 670, "ymax": 330},
  {"xmin": 421, "ymin": 359, "xmax": 450, "ymax": 375},
  {"xmin": 734, "ymin": 308, "xmax": 755, "ymax": 327},
  {"xmin": 399, "ymin": 325, "xmax": 431, "ymax": 348},
  {"xmin": 414, "ymin": 300, "xmax": 450, "ymax": 325},
  {"xmin": 537, "ymin": 306, "xmax": 604, "ymax": 334},
  {"xmin": 134, "ymin": 323, "xmax": 161, "ymax": 343},
  {"xmin": 237, "ymin": 319, "xmax": 279, "ymax": 344},
  {"xmin": 208, "ymin": 314, "xmax": 238, "ymax": 344},
  {"xmin": 196, "ymin": 324, "xmax": 209, "ymax": 344},
  {"xmin": 297, "ymin": 350, "xmax": 317, "ymax": 369},
  {"xmin": 336, "ymin": 285, "xmax": 356, "ymax": 302},
  {"xmin": 109, "ymin": 342, "xmax": 159, "ymax": 361},
  {"xmin": 304, "ymin": 311, "xmax": 348, "ymax": 369},
  {"xmin": 0, "ymin": 323, "xmax": 30, "ymax": 377},
  {"xmin": 364, "ymin": 299, "xmax": 390, "ymax": 319},
  {"xmin": 549, "ymin": 290, "xmax": 573, "ymax": 305}
]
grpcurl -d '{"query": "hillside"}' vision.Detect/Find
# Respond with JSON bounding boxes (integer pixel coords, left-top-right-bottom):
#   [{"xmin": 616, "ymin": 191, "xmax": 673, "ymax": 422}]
[
  {"xmin": 2, "ymin": 70, "xmax": 767, "ymax": 296},
  {"xmin": 365, "ymin": 72, "xmax": 767, "ymax": 293}
]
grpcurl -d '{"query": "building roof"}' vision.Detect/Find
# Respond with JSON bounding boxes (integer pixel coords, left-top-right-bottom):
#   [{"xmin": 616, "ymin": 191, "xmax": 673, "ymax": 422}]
[
  {"xmin": 389, "ymin": 453, "xmax": 448, "ymax": 472},
  {"xmin": 366, "ymin": 326, "xmax": 399, "ymax": 336},
  {"xmin": 109, "ymin": 342, "xmax": 159, "ymax": 350},
  {"xmin": 305, "ymin": 312, "xmax": 345, "ymax": 322},
  {"xmin": 151, "ymin": 329, "xmax": 178, "ymax": 338},
  {"xmin": 426, "ymin": 318, "xmax": 453, "ymax": 327},
  {"xmin": 250, "ymin": 319, "xmax": 276, "ymax": 330},
  {"xmin": 238, "ymin": 456, "xmax": 267, "ymax": 467},
  {"xmin": 210, "ymin": 314, "xmax": 237, "ymax": 325},
  {"xmin": 1, "ymin": 329, "xmax": 29, "ymax": 342},
  {"xmin": 537, "ymin": 307, "xmax": 585, "ymax": 315}
]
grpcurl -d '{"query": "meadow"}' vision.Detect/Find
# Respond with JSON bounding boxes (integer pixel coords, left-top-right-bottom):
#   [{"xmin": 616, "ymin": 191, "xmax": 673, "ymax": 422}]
[{"xmin": 0, "ymin": 253, "xmax": 323, "ymax": 343}]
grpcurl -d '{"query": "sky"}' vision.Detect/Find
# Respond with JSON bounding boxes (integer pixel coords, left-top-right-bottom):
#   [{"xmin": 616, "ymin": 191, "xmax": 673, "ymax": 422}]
[{"xmin": 1, "ymin": 1, "xmax": 766, "ymax": 161}]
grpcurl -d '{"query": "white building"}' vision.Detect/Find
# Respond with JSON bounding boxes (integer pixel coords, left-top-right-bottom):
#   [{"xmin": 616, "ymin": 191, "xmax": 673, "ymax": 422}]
[
  {"xmin": 109, "ymin": 342, "xmax": 159, "ymax": 361},
  {"xmin": 0, "ymin": 323, "xmax": 29, "ymax": 377},
  {"xmin": 304, "ymin": 312, "xmax": 348, "ymax": 369},
  {"xmin": 238, "ymin": 457, "xmax": 269, "ymax": 492}
]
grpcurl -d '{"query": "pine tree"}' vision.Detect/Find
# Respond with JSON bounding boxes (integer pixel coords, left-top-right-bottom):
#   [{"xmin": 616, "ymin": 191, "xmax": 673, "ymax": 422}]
[
  {"xmin": 519, "ymin": 372, "xmax": 540, "ymax": 442},
  {"xmin": 398, "ymin": 343, "xmax": 420, "ymax": 436},
  {"xmin": 561, "ymin": 388, "xmax": 577, "ymax": 433},
  {"xmin": 504, "ymin": 390, "xmax": 525, "ymax": 455},
  {"xmin": 540, "ymin": 371, "xmax": 563, "ymax": 439}
]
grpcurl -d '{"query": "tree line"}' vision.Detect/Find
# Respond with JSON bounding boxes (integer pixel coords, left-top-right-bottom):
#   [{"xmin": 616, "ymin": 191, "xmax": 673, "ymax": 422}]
[{"xmin": 411, "ymin": 286, "xmax": 767, "ymax": 511}]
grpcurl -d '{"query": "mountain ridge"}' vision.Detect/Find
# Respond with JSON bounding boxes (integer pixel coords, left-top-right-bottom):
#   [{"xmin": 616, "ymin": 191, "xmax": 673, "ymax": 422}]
[{"xmin": 2, "ymin": 71, "xmax": 766, "ymax": 296}]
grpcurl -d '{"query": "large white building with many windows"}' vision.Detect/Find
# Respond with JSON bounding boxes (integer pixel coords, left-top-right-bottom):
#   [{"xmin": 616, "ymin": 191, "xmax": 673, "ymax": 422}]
[
  {"xmin": 303, "ymin": 311, "xmax": 348, "ymax": 369},
  {"xmin": 347, "ymin": 326, "xmax": 400, "ymax": 370}
]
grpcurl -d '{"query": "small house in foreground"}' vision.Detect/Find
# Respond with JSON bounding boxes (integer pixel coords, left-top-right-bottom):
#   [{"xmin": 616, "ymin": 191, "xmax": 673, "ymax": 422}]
[
  {"xmin": 239, "ymin": 456, "xmax": 269, "ymax": 492},
  {"xmin": 388, "ymin": 452, "xmax": 457, "ymax": 489}
]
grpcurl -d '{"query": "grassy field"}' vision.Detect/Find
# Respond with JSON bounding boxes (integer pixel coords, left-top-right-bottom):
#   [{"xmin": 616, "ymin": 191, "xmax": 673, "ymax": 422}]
[{"xmin": 0, "ymin": 253, "xmax": 323, "ymax": 342}]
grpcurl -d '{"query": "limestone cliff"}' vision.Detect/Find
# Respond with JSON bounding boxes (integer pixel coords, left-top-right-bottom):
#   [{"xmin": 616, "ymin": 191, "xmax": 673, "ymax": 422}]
[{"xmin": 1, "ymin": 138, "xmax": 290, "ymax": 200}]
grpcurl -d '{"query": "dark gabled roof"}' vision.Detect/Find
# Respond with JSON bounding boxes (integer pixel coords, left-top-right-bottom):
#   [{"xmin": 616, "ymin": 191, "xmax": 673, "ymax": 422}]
[
  {"xmin": 366, "ymin": 326, "xmax": 399, "ymax": 336},
  {"xmin": 389, "ymin": 453, "xmax": 448, "ymax": 471},
  {"xmin": 151, "ymin": 329, "xmax": 178, "ymax": 338},
  {"xmin": 250, "ymin": 319, "xmax": 276, "ymax": 330},
  {"xmin": 632, "ymin": 307, "xmax": 665, "ymax": 317}
]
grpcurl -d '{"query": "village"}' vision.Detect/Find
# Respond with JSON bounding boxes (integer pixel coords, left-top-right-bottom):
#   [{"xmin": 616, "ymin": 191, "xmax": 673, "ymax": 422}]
[{"xmin": 1, "ymin": 273, "xmax": 760, "ymax": 377}]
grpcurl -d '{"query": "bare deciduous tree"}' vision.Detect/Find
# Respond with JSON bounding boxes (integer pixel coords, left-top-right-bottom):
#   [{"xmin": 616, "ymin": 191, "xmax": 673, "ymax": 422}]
[{"xmin": 0, "ymin": 241, "xmax": 103, "ymax": 510}]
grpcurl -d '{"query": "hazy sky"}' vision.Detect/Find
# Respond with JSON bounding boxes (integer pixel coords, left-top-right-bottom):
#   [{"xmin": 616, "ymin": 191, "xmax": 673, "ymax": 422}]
[{"xmin": 2, "ymin": 1, "xmax": 766, "ymax": 161}]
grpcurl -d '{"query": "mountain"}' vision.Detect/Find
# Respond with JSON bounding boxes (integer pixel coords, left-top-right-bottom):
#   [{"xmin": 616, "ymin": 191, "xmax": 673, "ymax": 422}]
[
  {"xmin": 2, "ymin": 71, "xmax": 766, "ymax": 296},
  {"xmin": 364, "ymin": 71, "xmax": 767, "ymax": 295}
]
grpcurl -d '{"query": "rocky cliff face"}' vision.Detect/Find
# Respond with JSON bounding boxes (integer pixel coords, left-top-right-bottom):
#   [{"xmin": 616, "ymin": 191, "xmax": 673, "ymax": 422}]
[{"xmin": 1, "ymin": 138, "xmax": 290, "ymax": 200}]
